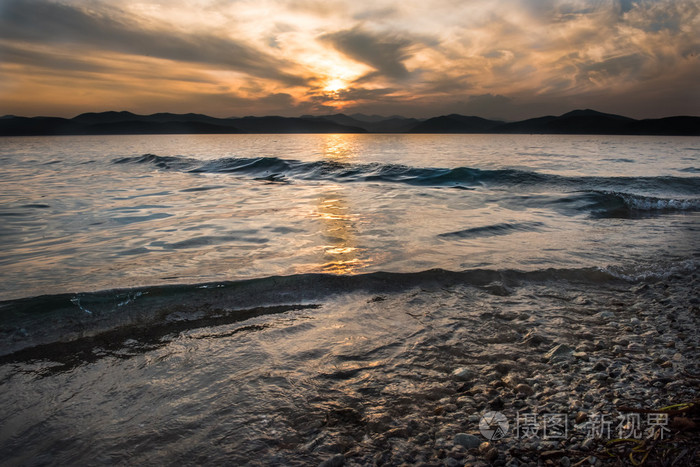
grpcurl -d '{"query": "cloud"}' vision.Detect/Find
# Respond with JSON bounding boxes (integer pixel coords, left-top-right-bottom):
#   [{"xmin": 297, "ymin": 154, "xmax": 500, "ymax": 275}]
[
  {"xmin": 321, "ymin": 27, "xmax": 415, "ymax": 80},
  {"xmin": 0, "ymin": 0, "xmax": 306, "ymax": 86},
  {"xmin": 0, "ymin": 0, "xmax": 698, "ymax": 118}
]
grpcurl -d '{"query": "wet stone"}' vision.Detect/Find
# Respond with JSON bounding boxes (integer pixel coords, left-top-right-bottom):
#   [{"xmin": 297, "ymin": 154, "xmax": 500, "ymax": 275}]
[
  {"xmin": 452, "ymin": 367, "xmax": 475, "ymax": 381},
  {"xmin": 453, "ymin": 433, "xmax": 481, "ymax": 450},
  {"xmin": 515, "ymin": 383, "xmax": 534, "ymax": 396},
  {"xmin": 319, "ymin": 453, "xmax": 344, "ymax": 467},
  {"xmin": 544, "ymin": 344, "xmax": 574, "ymax": 362}
]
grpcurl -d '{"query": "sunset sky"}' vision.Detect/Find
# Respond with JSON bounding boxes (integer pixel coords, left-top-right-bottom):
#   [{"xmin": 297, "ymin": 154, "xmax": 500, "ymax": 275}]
[{"xmin": 1, "ymin": 0, "xmax": 699, "ymax": 119}]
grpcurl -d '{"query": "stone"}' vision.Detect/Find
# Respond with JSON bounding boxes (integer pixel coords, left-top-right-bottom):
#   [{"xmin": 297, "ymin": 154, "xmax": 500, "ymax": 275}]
[
  {"xmin": 319, "ymin": 454, "xmax": 344, "ymax": 467},
  {"xmin": 452, "ymin": 367, "xmax": 475, "ymax": 381},
  {"xmin": 489, "ymin": 396, "xmax": 504, "ymax": 410},
  {"xmin": 522, "ymin": 330, "xmax": 549, "ymax": 347},
  {"xmin": 560, "ymin": 456, "xmax": 571, "ymax": 467},
  {"xmin": 581, "ymin": 438, "xmax": 595, "ymax": 450},
  {"xmin": 454, "ymin": 433, "xmax": 481, "ymax": 450},
  {"xmin": 485, "ymin": 447, "xmax": 499, "ymax": 462},
  {"xmin": 515, "ymin": 383, "xmax": 535, "ymax": 396},
  {"xmin": 545, "ymin": 344, "xmax": 574, "ymax": 362},
  {"xmin": 493, "ymin": 362, "xmax": 513, "ymax": 374}
]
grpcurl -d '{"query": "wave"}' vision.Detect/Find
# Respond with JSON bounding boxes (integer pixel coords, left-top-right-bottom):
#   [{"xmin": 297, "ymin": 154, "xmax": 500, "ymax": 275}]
[
  {"xmin": 438, "ymin": 221, "xmax": 545, "ymax": 239},
  {"xmin": 565, "ymin": 190, "xmax": 700, "ymax": 218},
  {"xmin": 113, "ymin": 154, "xmax": 700, "ymax": 193},
  {"xmin": 1, "ymin": 262, "xmax": 695, "ymax": 360}
]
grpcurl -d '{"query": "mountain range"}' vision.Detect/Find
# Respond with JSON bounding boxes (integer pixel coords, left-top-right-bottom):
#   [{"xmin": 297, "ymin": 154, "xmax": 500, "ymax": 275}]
[{"xmin": 1, "ymin": 109, "xmax": 698, "ymax": 136}]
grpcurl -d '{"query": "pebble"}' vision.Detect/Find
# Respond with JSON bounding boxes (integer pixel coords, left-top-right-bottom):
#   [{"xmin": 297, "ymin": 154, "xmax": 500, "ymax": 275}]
[
  {"xmin": 262, "ymin": 275, "xmax": 700, "ymax": 465},
  {"xmin": 319, "ymin": 454, "xmax": 344, "ymax": 467},
  {"xmin": 452, "ymin": 367, "xmax": 475, "ymax": 381},
  {"xmin": 515, "ymin": 383, "xmax": 534, "ymax": 396},
  {"xmin": 545, "ymin": 344, "xmax": 574, "ymax": 362},
  {"xmin": 453, "ymin": 433, "xmax": 481, "ymax": 450},
  {"xmin": 484, "ymin": 447, "xmax": 499, "ymax": 462}
]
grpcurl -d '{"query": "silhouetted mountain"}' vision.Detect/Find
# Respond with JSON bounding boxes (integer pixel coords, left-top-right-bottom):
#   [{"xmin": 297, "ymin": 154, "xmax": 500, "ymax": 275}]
[
  {"xmin": 1, "ymin": 109, "xmax": 698, "ymax": 136},
  {"xmin": 628, "ymin": 116, "xmax": 700, "ymax": 135},
  {"xmin": 229, "ymin": 116, "xmax": 366, "ymax": 133},
  {"xmin": 492, "ymin": 115, "xmax": 558, "ymax": 133},
  {"xmin": 409, "ymin": 114, "xmax": 504, "ymax": 133},
  {"xmin": 559, "ymin": 109, "xmax": 634, "ymax": 121},
  {"xmin": 73, "ymin": 111, "xmax": 141, "ymax": 124},
  {"xmin": 82, "ymin": 121, "xmax": 243, "ymax": 135},
  {"xmin": 0, "ymin": 116, "xmax": 83, "ymax": 136},
  {"xmin": 494, "ymin": 110, "xmax": 700, "ymax": 135},
  {"xmin": 305, "ymin": 114, "xmax": 420, "ymax": 133},
  {"xmin": 0, "ymin": 112, "xmax": 364, "ymax": 135},
  {"xmin": 348, "ymin": 113, "xmax": 411, "ymax": 123}
]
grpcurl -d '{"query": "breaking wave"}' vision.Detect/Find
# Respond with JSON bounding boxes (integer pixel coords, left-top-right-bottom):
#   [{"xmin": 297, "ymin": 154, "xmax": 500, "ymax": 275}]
[
  {"xmin": 2, "ymin": 262, "xmax": 696, "ymax": 360},
  {"xmin": 113, "ymin": 154, "xmax": 700, "ymax": 193}
]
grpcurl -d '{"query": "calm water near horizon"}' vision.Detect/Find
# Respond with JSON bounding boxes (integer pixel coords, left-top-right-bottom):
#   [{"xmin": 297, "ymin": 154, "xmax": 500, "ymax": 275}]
[{"xmin": 0, "ymin": 133, "xmax": 699, "ymax": 465}]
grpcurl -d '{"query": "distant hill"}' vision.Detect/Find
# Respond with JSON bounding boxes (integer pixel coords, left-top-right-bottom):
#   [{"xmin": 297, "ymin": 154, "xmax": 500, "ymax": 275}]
[
  {"xmin": 0, "ymin": 109, "xmax": 698, "ymax": 136},
  {"xmin": 0, "ymin": 112, "xmax": 364, "ymax": 136},
  {"xmin": 494, "ymin": 110, "xmax": 699, "ymax": 135},
  {"xmin": 230, "ymin": 116, "xmax": 365, "ymax": 133},
  {"xmin": 304, "ymin": 114, "xmax": 421, "ymax": 133},
  {"xmin": 409, "ymin": 114, "xmax": 504, "ymax": 133}
]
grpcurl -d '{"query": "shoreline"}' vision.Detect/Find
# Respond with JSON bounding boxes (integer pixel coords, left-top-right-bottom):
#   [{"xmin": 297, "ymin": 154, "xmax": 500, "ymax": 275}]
[{"xmin": 1, "ymin": 269, "xmax": 698, "ymax": 465}]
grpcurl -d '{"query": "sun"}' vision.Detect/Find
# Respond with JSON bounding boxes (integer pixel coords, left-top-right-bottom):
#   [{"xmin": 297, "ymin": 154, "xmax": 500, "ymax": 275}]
[{"xmin": 323, "ymin": 78, "xmax": 347, "ymax": 93}]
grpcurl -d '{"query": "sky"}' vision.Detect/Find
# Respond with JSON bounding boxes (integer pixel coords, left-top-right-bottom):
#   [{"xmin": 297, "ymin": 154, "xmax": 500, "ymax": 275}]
[{"xmin": 0, "ymin": 0, "xmax": 699, "ymax": 119}]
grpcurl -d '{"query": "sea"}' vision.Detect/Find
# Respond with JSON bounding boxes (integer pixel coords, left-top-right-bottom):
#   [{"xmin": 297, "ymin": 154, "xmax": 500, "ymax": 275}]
[{"xmin": 0, "ymin": 134, "xmax": 698, "ymax": 464}]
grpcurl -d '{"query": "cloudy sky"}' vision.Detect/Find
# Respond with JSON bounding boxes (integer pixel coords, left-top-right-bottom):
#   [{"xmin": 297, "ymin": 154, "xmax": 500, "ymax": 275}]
[{"xmin": 1, "ymin": 0, "xmax": 698, "ymax": 119}]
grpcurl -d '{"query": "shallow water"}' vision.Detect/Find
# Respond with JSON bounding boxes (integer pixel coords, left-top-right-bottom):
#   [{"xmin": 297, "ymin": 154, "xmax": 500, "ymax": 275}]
[{"xmin": 0, "ymin": 134, "xmax": 699, "ymax": 465}]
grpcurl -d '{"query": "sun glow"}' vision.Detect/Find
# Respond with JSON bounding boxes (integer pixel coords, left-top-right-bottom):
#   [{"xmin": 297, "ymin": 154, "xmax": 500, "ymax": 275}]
[{"xmin": 323, "ymin": 78, "xmax": 348, "ymax": 93}]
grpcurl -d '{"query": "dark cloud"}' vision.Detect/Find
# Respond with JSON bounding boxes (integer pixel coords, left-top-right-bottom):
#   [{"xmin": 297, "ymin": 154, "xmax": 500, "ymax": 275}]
[
  {"xmin": 421, "ymin": 76, "xmax": 473, "ymax": 94},
  {"xmin": 1, "ymin": 0, "xmax": 697, "ymax": 119},
  {"xmin": 461, "ymin": 93, "xmax": 512, "ymax": 113},
  {"xmin": 0, "ymin": 0, "xmax": 307, "ymax": 86},
  {"xmin": 576, "ymin": 53, "xmax": 646, "ymax": 80},
  {"xmin": 321, "ymin": 27, "xmax": 414, "ymax": 79},
  {"xmin": 618, "ymin": 0, "xmax": 636, "ymax": 14},
  {"xmin": 0, "ymin": 43, "xmax": 108, "ymax": 73}
]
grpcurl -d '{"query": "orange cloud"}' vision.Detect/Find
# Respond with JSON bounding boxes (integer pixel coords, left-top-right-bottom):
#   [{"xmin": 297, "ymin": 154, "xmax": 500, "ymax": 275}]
[{"xmin": 1, "ymin": 0, "xmax": 698, "ymax": 118}]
